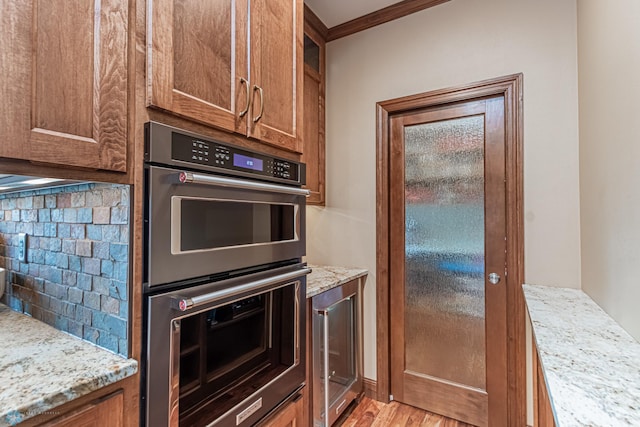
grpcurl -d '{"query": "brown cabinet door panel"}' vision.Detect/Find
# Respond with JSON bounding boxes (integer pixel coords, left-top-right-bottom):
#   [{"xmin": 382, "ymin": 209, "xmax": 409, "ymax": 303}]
[
  {"xmin": 147, "ymin": 0, "xmax": 301, "ymax": 153},
  {"xmin": 147, "ymin": 0, "xmax": 248, "ymax": 134},
  {"xmin": 249, "ymin": 0, "xmax": 303, "ymax": 153},
  {"xmin": 0, "ymin": 0, "xmax": 31, "ymax": 160},
  {"xmin": 1, "ymin": 0, "xmax": 128, "ymax": 172},
  {"xmin": 260, "ymin": 394, "xmax": 304, "ymax": 427},
  {"xmin": 40, "ymin": 391, "xmax": 123, "ymax": 427}
]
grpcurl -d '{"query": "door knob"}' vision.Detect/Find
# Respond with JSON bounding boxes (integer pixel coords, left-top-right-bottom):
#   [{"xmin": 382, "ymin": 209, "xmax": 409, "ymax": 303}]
[{"xmin": 488, "ymin": 272, "xmax": 501, "ymax": 285}]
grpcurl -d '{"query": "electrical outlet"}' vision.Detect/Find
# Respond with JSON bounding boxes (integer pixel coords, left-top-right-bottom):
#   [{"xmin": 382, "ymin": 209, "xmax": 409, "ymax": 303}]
[{"xmin": 18, "ymin": 233, "xmax": 28, "ymax": 263}]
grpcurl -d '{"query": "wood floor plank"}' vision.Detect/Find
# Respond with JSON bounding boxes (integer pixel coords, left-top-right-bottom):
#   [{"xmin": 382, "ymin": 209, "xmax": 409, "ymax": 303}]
[
  {"xmin": 387, "ymin": 401, "xmax": 420, "ymax": 425},
  {"xmin": 340, "ymin": 398, "xmax": 382, "ymax": 427},
  {"xmin": 340, "ymin": 397, "xmax": 473, "ymax": 427},
  {"xmin": 370, "ymin": 400, "xmax": 400, "ymax": 427}
]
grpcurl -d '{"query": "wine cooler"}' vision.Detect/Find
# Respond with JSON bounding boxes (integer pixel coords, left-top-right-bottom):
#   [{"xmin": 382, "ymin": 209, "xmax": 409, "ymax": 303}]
[{"xmin": 312, "ymin": 278, "xmax": 363, "ymax": 426}]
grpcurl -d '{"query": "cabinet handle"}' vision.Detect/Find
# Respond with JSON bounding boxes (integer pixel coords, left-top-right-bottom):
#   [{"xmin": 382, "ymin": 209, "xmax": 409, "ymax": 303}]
[
  {"xmin": 239, "ymin": 78, "xmax": 251, "ymax": 117},
  {"xmin": 253, "ymin": 85, "xmax": 264, "ymax": 122}
]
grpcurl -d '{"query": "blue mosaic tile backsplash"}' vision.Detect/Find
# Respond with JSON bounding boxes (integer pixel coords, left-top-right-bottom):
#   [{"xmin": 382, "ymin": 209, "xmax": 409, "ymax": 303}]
[{"xmin": 0, "ymin": 183, "xmax": 130, "ymax": 356}]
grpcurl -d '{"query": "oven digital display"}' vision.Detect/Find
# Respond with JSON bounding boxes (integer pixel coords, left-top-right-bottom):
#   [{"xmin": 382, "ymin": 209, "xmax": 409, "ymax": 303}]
[{"xmin": 233, "ymin": 154, "xmax": 263, "ymax": 171}]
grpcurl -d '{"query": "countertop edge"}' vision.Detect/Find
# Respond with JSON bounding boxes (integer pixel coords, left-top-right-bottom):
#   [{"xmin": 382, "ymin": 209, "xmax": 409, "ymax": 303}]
[
  {"xmin": 523, "ymin": 283, "xmax": 640, "ymax": 426},
  {"xmin": 306, "ymin": 265, "xmax": 369, "ymax": 298},
  {"xmin": 0, "ymin": 303, "xmax": 138, "ymax": 427},
  {"xmin": 3, "ymin": 361, "xmax": 138, "ymax": 426},
  {"xmin": 523, "ymin": 285, "xmax": 561, "ymax": 425}
]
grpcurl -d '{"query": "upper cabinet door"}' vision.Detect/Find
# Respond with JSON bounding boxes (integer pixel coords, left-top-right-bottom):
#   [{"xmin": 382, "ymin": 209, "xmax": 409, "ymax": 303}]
[
  {"xmin": 249, "ymin": 0, "xmax": 303, "ymax": 153},
  {"xmin": 0, "ymin": 0, "xmax": 129, "ymax": 172},
  {"xmin": 147, "ymin": 0, "xmax": 249, "ymax": 135},
  {"xmin": 147, "ymin": 0, "xmax": 302, "ymax": 154}
]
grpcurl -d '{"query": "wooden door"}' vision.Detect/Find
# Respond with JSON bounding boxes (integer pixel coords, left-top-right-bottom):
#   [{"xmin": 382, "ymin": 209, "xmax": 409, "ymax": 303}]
[
  {"xmin": 147, "ymin": 0, "xmax": 248, "ymax": 135},
  {"xmin": 249, "ymin": 0, "xmax": 303, "ymax": 153},
  {"xmin": 389, "ymin": 97, "xmax": 508, "ymax": 427},
  {"xmin": 0, "ymin": 0, "xmax": 128, "ymax": 172}
]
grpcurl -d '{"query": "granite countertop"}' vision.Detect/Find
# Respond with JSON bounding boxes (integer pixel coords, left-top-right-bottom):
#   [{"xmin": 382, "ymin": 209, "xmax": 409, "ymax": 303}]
[
  {"xmin": 307, "ymin": 265, "xmax": 369, "ymax": 298},
  {"xmin": 306, "ymin": 265, "xmax": 368, "ymax": 298},
  {"xmin": 523, "ymin": 284, "xmax": 640, "ymax": 426},
  {"xmin": 0, "ymin": 304, "xmax": 138, "ymax": 427}
]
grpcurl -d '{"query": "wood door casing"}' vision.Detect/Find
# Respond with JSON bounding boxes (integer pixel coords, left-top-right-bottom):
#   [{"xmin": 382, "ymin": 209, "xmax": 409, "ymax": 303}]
[
  {"xmin": 376, "ymin": 74, "xmax": 525, "ymax": 426},
  {"xmin": 147, "ymin": 0, "xmax": 248, "ymax": 135},
  {"xmin": 1, "ymin": 0, "xmax": 128, "ymax": 172},
  {"xmin": 249, "ymin": 0, "xmax": 303, "ymax": 153},
  {"xmin": 389, "ymin": 99, "xmax": 507, "ymax": 427}
]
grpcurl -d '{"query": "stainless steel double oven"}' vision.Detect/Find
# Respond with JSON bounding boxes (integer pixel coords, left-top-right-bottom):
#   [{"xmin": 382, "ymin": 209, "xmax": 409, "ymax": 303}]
[{"xmin": 142, "ymin": 122, "xmax": 309, "ymax": 427}]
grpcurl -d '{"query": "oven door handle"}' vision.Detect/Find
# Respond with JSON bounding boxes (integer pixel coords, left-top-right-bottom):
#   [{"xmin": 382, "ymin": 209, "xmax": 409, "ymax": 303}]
[
  {"xmin": 177, "ymin": 172, "xmax": 311, "ymax": 197},
  {"xmin": 172, "ymin": 268, "xmax": 312, "ymax": 312}
]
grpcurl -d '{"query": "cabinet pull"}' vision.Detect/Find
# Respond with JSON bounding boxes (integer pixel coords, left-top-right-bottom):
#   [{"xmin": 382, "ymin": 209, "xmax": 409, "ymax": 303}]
[
  {"xmin": 253, "ymin": 85, "xmax": 264, "ymax": 122},
  {"xmin": 239, "ymin": 78, "xmax": 251, "ymax": 117}
]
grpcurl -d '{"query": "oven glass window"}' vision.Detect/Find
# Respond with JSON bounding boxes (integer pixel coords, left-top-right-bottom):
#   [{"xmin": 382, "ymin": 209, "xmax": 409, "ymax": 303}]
[
  {"xmin": 179, "ymin": 199, "xmax": 295, "ymax": 251},
  {"xmin": 178, "ymin": 284, "xmax": 297, "ymax": 426}
]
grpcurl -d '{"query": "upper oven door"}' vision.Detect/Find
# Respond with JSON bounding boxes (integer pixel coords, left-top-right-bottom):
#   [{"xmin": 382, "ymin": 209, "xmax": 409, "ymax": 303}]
[{"xmin": 145, "ymin": 165, "xmax": 307, "ymax": 288}]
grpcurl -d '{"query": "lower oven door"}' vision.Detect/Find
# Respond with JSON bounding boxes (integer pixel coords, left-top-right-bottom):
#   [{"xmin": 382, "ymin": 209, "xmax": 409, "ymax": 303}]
[{"xmin": 145, "ymin": 264, "xmax": 308, "ymax": 427}]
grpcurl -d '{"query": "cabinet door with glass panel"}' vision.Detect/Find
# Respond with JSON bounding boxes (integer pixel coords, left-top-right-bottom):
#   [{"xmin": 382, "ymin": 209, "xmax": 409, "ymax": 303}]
[{"xmin": 301, "ymin": 18, "xmax": 326, "ymax": 205}]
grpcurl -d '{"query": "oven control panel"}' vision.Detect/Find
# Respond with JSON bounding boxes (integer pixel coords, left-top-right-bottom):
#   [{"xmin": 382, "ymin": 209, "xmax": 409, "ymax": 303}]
[{"xmin": 170, "ymin": 131, "xmax": 301, "ymax": 184}]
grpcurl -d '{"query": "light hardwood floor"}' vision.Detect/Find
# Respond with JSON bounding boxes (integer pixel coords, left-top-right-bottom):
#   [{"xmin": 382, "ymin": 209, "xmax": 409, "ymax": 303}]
[{"xmin": 338, "ymin": 397, "xmax": 474, "ymax": 427}]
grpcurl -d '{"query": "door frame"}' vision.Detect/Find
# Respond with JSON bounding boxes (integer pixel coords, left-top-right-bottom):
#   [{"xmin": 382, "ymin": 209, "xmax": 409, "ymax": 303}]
[{"xmin": 375, "ymin": 74, "xmax": 525, "ymax": 425}]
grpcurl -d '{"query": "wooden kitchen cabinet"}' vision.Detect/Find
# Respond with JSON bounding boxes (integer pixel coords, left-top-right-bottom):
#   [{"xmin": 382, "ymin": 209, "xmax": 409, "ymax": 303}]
[
  {"xmin": 259, "ymin": 394, "xmax": 304, "ymax": 427},
  {"xmin": 147, "ymin": 0, "xmax": 303, "ymax": 153},
  {"xmin": 38, "ymin": 391, "xmax": 123, "ymax": 427},
  {"xmin": 532, "ymin": 338, "xmax": 556, "ymax": 427},
  {"xmin": 301, "ymin": 16, "xmax": 326, "ymax": 205},
  {"xmin": 11, "ymin": 376, "xmax": 138, "ymax": 427},
  {"xmin": 0, "ymin": 0, "xmax": 129, "ymax": 173}
]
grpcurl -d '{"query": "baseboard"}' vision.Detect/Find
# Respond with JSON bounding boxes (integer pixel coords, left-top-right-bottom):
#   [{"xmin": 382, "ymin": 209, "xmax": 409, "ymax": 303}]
[{"xmin": 363, "ymin": 377, "xmax": 377, "ymax": 399}]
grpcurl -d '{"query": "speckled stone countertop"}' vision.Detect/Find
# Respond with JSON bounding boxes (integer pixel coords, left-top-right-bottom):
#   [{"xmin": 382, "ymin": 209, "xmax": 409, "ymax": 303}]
[
  {"xmin": 0, "ymin": 304, "xmax": 138, "ymax": 427},
  {"xmin": 523, "ymin": 284, "xmax": 640, "ymax": 426},
  {"xmin": 306, "ymin": 265, "xmax": 368, "ymax": 298}
]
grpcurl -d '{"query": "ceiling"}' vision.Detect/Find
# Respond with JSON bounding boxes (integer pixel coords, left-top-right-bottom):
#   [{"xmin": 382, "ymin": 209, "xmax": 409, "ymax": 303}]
[{"xmin": 304, "ymin": 0, "xmax": 401, "ymax": 28}]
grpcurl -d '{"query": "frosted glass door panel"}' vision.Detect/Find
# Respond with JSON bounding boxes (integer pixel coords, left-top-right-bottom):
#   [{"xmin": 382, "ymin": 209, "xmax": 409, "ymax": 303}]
[{"xmin": 404, "ymin": 115, "xmax": 486, "ymax": 390}]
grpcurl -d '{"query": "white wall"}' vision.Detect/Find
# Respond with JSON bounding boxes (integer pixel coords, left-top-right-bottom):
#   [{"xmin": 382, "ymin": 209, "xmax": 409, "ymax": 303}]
[
  {"xmin": 307, "ymin": 0, "xmax": 581, "ymax": 384},
  {"xmin": 578, "ymin": 0, "xmax": 640, "ymax": 341}
]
